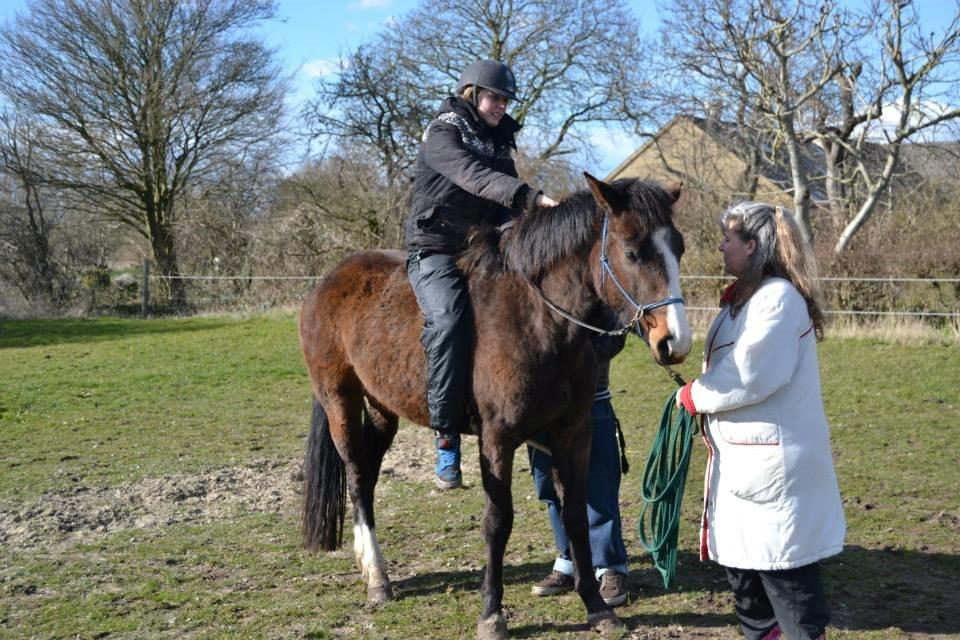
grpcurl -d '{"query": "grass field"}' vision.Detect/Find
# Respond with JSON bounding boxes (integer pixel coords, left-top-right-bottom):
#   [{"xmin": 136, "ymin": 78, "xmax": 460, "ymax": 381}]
[{"xmin": 1, "ymin": 313, "xmax": 958, "ymax": 639}]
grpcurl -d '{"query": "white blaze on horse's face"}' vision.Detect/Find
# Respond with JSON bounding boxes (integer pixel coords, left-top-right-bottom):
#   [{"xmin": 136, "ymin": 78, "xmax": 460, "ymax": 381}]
[{"xmin": 652, "ymin": 227, "xmax": 693, "ymax": 360}]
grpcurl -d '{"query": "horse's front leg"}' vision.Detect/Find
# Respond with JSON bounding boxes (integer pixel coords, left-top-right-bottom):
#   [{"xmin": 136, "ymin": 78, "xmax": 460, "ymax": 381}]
[
  {"xmin": 551, "ymin": 419, "xmax": 625, "ymax": 635},
  {"xmin": 476, "ymin": 427, "xmax": 518, "ymax": 640}
]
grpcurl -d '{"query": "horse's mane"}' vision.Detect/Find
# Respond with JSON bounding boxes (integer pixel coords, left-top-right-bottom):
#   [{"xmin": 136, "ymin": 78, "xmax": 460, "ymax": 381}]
[{"xmin": 459, "ymin": 178, "xmax": 676, "ymax": 281}]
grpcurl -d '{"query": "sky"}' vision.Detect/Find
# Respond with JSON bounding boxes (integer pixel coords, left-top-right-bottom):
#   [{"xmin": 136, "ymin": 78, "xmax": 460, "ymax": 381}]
[
  {"xmin": 1, "ymin": 0, "xmax": 957, "ymax": 173},
  {"xmin": 258, "ymin": 0, "xmax": 661, "ymax": 172}
]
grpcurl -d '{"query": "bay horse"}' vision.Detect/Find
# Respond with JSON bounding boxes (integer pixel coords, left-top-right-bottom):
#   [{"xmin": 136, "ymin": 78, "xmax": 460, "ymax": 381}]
[{"xmin": 299, "ymin": 173, "xmax": 692, "ymax": 639}]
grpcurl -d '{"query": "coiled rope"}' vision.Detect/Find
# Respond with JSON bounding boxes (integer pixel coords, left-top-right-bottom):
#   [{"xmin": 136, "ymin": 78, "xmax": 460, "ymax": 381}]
[{"xmin": 637, "ymin": 388, "xmax": 698, "ymax": 589}]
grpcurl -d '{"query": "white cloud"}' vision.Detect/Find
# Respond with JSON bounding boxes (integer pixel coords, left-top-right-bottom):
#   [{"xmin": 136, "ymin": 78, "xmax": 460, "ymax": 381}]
[
  {"xmin": 859, "ymin": 99, "xmax": 955, "ymax": 142},
  {"xmin": 587, "ymin": 127, "xmax": 646, "ymax": 176},
  {"xmin": 301, "ymin": 58, "xmax": 343, "ymax": 79},
  {"xmin": 347, "ymin": 0, "xmax": 392, "ymax": 9}
]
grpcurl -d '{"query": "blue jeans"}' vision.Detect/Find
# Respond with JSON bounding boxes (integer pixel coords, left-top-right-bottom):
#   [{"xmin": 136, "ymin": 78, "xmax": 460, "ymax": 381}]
[{"xmin": 529, "ymin": 396, "xmax": 628, "ymax": 576}]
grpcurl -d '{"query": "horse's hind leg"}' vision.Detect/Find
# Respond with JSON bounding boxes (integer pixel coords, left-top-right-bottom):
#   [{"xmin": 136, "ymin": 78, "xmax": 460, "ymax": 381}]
[{"xmin": 349, "ymin": 400, "xmax": 398, "ymax": 604}]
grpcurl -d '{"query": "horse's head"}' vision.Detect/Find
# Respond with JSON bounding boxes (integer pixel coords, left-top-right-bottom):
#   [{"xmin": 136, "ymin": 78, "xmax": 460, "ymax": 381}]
[{"xmin": 584, "ymin": 173, "xmax": 692, "ymax": 365}]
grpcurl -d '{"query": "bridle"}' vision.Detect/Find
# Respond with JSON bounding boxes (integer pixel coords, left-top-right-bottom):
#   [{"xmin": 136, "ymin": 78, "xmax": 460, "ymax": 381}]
[{"xmin": 530, "ymin": 214, "xmax": 685, "ymax": 337}]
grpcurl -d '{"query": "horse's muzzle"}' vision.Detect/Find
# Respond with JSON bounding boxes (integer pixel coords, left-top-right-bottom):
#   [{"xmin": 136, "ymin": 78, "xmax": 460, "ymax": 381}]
[{"xmin": 655, "ymin": 334, "xmax": 689, "ymax": 365}]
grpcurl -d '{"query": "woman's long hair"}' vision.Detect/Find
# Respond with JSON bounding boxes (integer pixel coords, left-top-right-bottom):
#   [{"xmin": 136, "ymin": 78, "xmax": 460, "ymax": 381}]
[{"xmin": 721, "ymin": 202, "xmax": 825, "ymax": 339}]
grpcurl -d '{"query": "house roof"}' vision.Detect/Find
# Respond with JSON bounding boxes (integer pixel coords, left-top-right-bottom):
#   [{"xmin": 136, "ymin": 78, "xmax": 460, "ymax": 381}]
[
  {"xmin": 607, "ymin": 114, "xmax": 832, "ymax": 202},
  {"xmin": 897, "ymin": 142, "xmax": 960, "ymax": 182},
  {"xmin": 607, "ymin": 114, "xmax": 960, "ymax": 204}
]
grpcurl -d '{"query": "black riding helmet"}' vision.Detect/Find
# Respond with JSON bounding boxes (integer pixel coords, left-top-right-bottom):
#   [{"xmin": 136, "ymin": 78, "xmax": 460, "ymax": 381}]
[{"xmin": 456, "ymin": 59, "xmax": 518, "ymax": 101}]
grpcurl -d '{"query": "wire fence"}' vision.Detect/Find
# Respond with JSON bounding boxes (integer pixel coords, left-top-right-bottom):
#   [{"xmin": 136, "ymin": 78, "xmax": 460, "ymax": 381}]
[
  {"xmin": 99, "ymin": 264, "xmax": 960, "ymax": 323},
  {"xmin": 673, "ymin": 275, "xmax": 960, "ymax": 319}
]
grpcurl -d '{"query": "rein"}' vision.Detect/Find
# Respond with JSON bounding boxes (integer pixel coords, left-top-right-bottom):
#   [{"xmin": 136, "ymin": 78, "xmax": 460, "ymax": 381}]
[{"xmin": 529, "ymin": 214, "xmax": 685, "ymax": 337}]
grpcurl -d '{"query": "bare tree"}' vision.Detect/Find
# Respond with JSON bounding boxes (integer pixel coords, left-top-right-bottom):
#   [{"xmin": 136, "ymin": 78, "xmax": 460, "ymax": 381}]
[
  {"xmin": 0, "ymin": 0, "xmax": 288, "ymax": 305},
  {"xmin": 305, "ymin": 0, "xmax": 649, "ymax": 247},
  {"xmin": 278, "ymin": 152, "xmax": 396, "ymax": 254},
  {"xmin": 0, "ymin": 109, "xmax": 63, "ymax": 307},
  {"xmin": 657, "ymin": 0, "xmax": 848, "ymax": 242},
  {"xmin": 656, "ymin": 0, "xmax": 960, "ymax": 251},
  {"xmin": 822, "ymin": 0, "xmax": 960, "ymax": 253}
]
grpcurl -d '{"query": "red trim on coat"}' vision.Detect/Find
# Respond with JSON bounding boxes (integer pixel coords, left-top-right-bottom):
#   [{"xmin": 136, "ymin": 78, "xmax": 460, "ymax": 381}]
[
  {"xmin": 699, "ymin": 415, "xmax": 713, "ymax": 562},
  {"xmin": 679, "ymin": 381, "xmax": 698, "ymax": 416}
]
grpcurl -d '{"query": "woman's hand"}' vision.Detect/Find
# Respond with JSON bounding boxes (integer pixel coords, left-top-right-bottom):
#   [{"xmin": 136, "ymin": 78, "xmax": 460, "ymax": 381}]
[
  {"xmin": 535, "ymin": 193, "xmax": 558, "ymax": 208},
  {"xmin": 676, "ymin": 381, "xmax": 698, "ymax": 416}
]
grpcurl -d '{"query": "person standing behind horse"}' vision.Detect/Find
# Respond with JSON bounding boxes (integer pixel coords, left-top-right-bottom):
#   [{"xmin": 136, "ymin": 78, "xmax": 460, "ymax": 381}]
[
  {"xmin": 529, "ymin": 325, "xmax": 630, "ymax": 607},
  {"xmin": 406, "ymin": 59, "xmax": 558, "ymax": 490},
  {"xmin": 676, "ymin": 202, "xmax": 845, "ymax": 640}
]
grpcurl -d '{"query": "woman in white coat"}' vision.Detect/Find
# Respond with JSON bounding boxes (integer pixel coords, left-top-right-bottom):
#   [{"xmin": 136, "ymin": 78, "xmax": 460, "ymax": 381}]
[{"xmin": 676, "ymin": 202, "xmax": 845, "ymax": 640}]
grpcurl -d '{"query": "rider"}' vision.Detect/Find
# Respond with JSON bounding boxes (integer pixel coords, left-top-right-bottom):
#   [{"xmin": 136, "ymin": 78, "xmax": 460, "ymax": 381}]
[{"xmin": 406, "ymin": 59, "xmax": 557, "ymax": 489}]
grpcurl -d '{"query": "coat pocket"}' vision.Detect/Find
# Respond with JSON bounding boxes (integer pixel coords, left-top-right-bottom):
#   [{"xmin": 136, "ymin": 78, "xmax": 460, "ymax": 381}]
[
  {"xmin": 717, "ymin": 417, "xmax": 780, "ymax": 445},
  {"xmin": 715, "ymin": 418, "xmax": 784, "ymax": 504},
  {"xmin": 416, "ymin": 206, "xmax": 443, "ymax": 230}
]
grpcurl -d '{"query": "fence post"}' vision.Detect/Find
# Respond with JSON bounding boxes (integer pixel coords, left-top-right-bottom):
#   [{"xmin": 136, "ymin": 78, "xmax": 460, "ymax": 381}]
[{"xmin": 141, "ymin": 260, "xmax": 150, "ymax": 318}]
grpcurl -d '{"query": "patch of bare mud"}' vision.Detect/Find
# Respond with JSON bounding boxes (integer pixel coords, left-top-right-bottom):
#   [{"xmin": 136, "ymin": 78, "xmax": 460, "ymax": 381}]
[
  {"xmin": 0, "ymin": 425, "xmax": 474, "ymax": 551},
  {"xmin": 0, "ymin": 459, "xmax": 301, "ymax": 549}
]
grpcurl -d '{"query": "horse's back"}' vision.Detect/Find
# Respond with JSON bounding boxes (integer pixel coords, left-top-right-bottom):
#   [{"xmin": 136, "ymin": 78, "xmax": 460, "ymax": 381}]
[
  {"xmin": 299, "ymin": 249, "xmax": 428, "ymax": 422},
  {"xmin": 324, "ymin": 249, "xmax": 406, "ymax": 283},
  {"xmin": 302, "ymin": 248, "xmax": 404, "ymax": 309}
]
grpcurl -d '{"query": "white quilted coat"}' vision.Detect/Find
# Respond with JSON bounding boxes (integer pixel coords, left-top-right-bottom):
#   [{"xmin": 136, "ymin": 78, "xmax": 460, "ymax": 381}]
[{"xmin": 690, "ymin": 278, "xmax": 845, "ymax": 570}]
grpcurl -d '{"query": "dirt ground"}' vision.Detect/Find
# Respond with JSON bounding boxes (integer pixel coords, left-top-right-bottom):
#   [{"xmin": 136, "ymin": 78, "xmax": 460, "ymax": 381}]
[
  {"xmin": 3, "ymin": 429, "xmax": 944, "ymax": 639},
  {"xmin": 0, "ymin": 429, "xmax": 738, "ymax": 640},
  {"xmin": 0, "ymin": 427, "xmax": 454, "ymax": 550}
]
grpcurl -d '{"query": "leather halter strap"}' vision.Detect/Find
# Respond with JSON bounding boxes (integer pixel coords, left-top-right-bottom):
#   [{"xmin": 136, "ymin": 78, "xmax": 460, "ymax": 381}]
[{"xmin": 530, "ymin": 214, "xmax": 685, "ymax": 336}]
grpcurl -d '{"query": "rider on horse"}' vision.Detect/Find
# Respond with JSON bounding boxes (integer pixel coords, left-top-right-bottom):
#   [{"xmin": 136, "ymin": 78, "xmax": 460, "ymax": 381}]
[{"xmin": 405, "ymin": 59, "xmax": 558, "ymax": 489}]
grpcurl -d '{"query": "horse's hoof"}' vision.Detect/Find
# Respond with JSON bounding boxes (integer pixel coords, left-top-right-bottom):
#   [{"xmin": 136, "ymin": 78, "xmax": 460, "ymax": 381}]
[
  {"xmin": 588, "ymin": 610, "xmax": 625, "ymax": 636},
  {"xmin": 367, "ymin": 583, "xmax": 393, "ymax": 605},
  {"xmin": 476, "ymin": 613, "xmax": 508, "ymax": 640}
]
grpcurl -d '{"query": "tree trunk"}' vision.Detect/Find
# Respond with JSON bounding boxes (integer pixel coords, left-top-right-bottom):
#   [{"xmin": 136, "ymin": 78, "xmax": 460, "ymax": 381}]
[
  {"xmin": 782, "ymin": 117, "xmax": 814, "ymax": 243},
  {"xmin": 148, "ymin": 211, "xmax": 186, "ymax": 308},
  {"xmin": 23, "ymin": 181, "xmax": 58, "ymax": 305},
  {"xmin": 833, "ymin": 148, "xmax": 899, "ymax": 254},
  {"xmin": 818, "ymin": 140, "xmax": 846, "ymax": 230}
]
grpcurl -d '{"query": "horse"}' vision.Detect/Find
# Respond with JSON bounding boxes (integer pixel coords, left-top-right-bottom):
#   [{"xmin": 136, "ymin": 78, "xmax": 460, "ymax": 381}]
[{"xmin": 298, "ymin": 173, "xmax": 692, "ymax": 639}]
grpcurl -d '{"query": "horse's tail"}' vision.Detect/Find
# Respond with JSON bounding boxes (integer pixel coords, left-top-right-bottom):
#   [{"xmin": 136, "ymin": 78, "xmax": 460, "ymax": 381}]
[{"xmin": 302, "ymin": 397, "xmax": 346, "ymax": 552}]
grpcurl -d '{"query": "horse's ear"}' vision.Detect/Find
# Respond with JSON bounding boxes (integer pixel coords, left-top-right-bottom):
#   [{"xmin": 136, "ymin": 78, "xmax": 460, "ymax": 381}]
[
  {"xmin": 665, "ymin": 181, "xmax": 683, "ymax": 203},
  {"xmin": 584, "ymin": 172, "xmax": 626, "ymax": 216}
]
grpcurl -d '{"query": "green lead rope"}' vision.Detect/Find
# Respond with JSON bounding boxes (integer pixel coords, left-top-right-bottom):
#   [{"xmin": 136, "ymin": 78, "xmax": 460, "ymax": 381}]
[{"xmin": 637, "ymin": 389, "xmax": 699, "ymax": 589}]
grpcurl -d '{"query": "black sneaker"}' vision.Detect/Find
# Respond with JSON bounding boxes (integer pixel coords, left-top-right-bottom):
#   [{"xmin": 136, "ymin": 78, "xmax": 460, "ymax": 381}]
[
  {"xmin": 598, "ymin": 570, "xmax": 628, "ymax": 607},
  {"xmin": 531, "ymin": 570, "xmax": 574, "ymax": 596}
]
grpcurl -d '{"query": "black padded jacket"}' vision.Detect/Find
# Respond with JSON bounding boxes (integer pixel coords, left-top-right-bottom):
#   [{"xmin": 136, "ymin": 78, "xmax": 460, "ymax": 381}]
[{"xmin": 405, "ymin": 97, "xmax": 538, "ymax": 254}]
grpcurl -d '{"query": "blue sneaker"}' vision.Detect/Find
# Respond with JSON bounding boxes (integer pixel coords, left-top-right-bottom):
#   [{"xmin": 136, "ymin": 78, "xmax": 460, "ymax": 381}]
[{"xmin": 434, "ymin": 431, "xmax": 462, "ymax": 490}]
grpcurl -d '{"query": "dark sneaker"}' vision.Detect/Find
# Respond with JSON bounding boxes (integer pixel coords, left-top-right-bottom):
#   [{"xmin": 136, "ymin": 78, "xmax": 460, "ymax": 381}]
[
  {"xmin": 434, "ymin": 432, "xmax": 462, "ymax": 490},
  {"xmin": 531, "ymin": 570, "xmax": 574, "ymax": 596},
  {"xmin": 598, "ymin": 571, "xmax": 628, "ymax": 607}
]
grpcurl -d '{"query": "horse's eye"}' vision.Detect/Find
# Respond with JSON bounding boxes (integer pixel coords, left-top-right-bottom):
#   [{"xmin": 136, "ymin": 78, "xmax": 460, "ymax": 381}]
[{"xmin": 624, "ymin": 250, "xmax": 638, "ymax": 263}]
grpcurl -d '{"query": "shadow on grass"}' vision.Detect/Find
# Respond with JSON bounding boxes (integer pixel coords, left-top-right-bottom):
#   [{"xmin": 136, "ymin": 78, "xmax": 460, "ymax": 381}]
[
  {"xmin": 0, "ymin": 317, "xmax": 232, "ymax": 349},
  {"xmin": 387, "ymin": 554, "xmax": 736, "ymax": 636},
  {"xmin": 383, "ymin": 546, "xmax": 959, "ymax": 636},
  {"xmin": 827, "ymin": 544, "xmax": 959, "ymax": 634}
]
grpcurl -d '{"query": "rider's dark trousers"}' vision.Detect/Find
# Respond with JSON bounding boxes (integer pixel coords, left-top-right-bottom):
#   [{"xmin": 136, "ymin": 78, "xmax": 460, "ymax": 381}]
[{"xmin": 406, "ymin": 250, "xmax": 471, "ymax": 435}]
